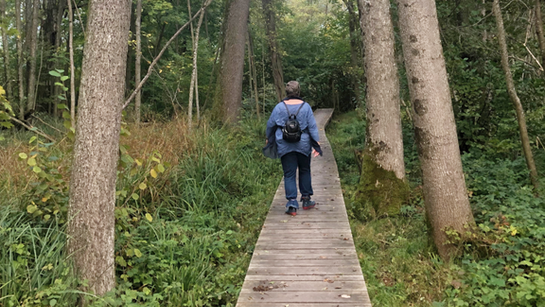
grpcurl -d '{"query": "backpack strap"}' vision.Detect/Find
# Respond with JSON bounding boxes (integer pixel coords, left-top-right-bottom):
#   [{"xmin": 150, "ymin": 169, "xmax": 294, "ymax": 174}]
[
  {"xmin": 294, "ymin": 102, "xmax": 305, "ymax": 117},
  {"xmin": 282, "ymin": 101, "xmax": 306, "ymax": 117},
  {"xmin": 282, "ymin": 101, "xmax": 291, "ymax": 116}
]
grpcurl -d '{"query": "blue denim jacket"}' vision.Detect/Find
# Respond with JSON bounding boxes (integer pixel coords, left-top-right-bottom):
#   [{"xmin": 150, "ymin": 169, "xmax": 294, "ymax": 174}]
[{"xmin": 264, "ymin": 99, "xmax": 321, "ymax": 158}]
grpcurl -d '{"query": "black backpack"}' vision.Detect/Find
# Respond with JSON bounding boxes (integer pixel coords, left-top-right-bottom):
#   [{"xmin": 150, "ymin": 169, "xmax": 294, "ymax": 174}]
[{"xmin": 281, "ymin": 101, "xmax": 305, "ymax": 143}]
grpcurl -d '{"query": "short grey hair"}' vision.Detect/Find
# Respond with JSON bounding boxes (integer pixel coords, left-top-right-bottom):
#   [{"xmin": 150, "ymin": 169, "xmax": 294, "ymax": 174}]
[{"xmin": 285, "ymin": 81, "xmax": 300, "ymax": 97}]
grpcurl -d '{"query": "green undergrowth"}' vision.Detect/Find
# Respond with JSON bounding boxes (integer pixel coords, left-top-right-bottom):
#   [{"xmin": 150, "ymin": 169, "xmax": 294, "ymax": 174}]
[
  {"xmin": 0, "ymin": 116, "xmax": 282, "ymax": 306},
  {"xmin": 327, "ymin": 111, "xmax": 545, "ymax": 307}
]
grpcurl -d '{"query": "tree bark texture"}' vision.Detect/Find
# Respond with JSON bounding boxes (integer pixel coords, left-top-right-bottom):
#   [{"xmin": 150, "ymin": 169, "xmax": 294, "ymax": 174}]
[
  {"xmin": 135, "ymin": 0, "xmax": 142, "ymax": 123},
  {"xmin": 357, "ymin": 0, "xmax": 407, "ymax": 218},
  {"xmin": 492, "ymin": 0, "xmax": 539, "ymax": 192},
  {"xmin": 343, "ymin": 0, "xmax": 362, "ymax": 106},
  {"xmin": 218, "ymin": 0, "xmax": 250, "ymax": 124},
  {"xmin": 53, "ymin": 0, "xmax": 66, "ymax": 117},
  {"xmin": 397, "ymin": 0, "xmax": 475, "ymax": 259},
  {"xmin": 26, "ymin": 0, "xmax": 39, "ymax": 112},
  {"xmin": 262, "ymin": 0, "xmax": 285, "ymax": 101},
  {"xmin": 15, "ymin": 0, "xmax": 25, "ymax": 119},
  {"xmin": 248, "ymin": 29, "xmax": 260, "ymax": 119},
  {"xmin": 67, "ymin": 0, "xmax": 131, "ymax": 297},
  {"xmin": 360, "ymin": 0, "xmax": 404, "ymax": 180},
  {"xmin": 188, "ymin": 0, "xmax": 205, "ymax": 128},
  {"xmin": 535, "ymin": 0, "xmax": 545, "ymax": 70},
  {"xmin": 1, "ymin": 0, "xmax": 12, "ymax": 101},
  {"xmin": 68, "ymin": 0, "xmax": 76, "ymax": 127},
  {"xmin": 261, "ymin": 0, "xmax": 286, "ymax": 101}
]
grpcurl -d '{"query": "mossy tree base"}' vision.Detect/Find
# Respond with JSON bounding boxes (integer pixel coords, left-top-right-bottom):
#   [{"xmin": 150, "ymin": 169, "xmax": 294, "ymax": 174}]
[{"xmin": 354, "ymin": 152, "xmax": 409, "ymax": 221}]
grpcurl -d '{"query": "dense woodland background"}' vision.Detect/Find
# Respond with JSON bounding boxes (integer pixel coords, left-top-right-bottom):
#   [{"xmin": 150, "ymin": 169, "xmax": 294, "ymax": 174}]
[{"xmin": 0, "ymin": 0, "xmax": 544, "ymax": 306}]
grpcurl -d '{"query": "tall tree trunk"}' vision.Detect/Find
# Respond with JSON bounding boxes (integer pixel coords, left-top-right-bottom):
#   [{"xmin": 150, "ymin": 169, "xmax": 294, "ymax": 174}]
[
  {"xmin": 68, "ymin": 0, "xmax": 76, "ymax": 127},
  {"xmin": 1, "ymin": 0, "xmax": 12, "ymax": 101},
  {"xmin": 16, "ymin": 0, "xmax": 25, "ymax": 119},
  {"xmin": 535, "ymin": 0, "xmax": 545, "ymax": 66},
  {"xmin": 53, "ymin": 0, "xmax": 66, "ymax": 117},
  {"xmin": 397, "ymin": 0, "xmax": 475, "ymax": 260},
  {"xmin": 187, "ymin": 0, "xmax": 194, "ymax": 125},
  {"xmin": 493, "ymin": 0, "xmax": 540, "ymax": 193},
  {"xmin": 217, "ymin": 0, "xmax": 250, "ymax": 124},
  {"xmin": 134, "ymin": 0, "xmax": 142, "ymax": 123},
  {"xmin": 357, "ymin": 0, "xmax": 407, "ymax": 218},
  {"xmin": 248, "ymin": 29, "xmax": 260, "ymax": 119},
  {"xmin": 482, "ymin": 0, "xmax": 488, "ymax": 42},
  {"xmin": 188, "ymin": 3, "xmax": 205, "ymax": 129},
  {"xmin": 26, "ymin": 0, "xmax": 39, "ymax": 112},
  {"xmin": 262, "ymin": 0, "xmax": 284, "ymax": 101},
  {"xmin": 343, "ymin": 0, "xmax": 361, "ymax": 106},
  {"xmin": 67, "ymin": 0, "xmax": 131, "ymax": 297}
]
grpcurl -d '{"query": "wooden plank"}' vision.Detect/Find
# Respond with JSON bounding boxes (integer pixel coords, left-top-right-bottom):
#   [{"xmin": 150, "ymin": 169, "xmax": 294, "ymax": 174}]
[
  {"xmin": 246, "ymin": 267, "xmax": 363, "ymax": 276},
  {"xmin": 237, "ymin": 303, "xmax": 370, "ymax": 307},
  {"xmin": 243, "ymin": 275, "xmax": 365, "ymax": 281},
  {"xmin": 252, "ymin": 249, "xmax": 356, "ymax": 256},
  {"xmin": 236, "ymin": 109, "xmax": 372, "ymax": 307},
  {"xmin": 257, "ymin": 236, "xmax": 353, "ymax": 242},
  {"xmin": 249, "ymin": 259, "xmax": 361, "ymax": 267},
  {"xmin": 255, "ymin": 243, "xmax": 355, "ymax": 250},
  {"xmin": 237, "ymin": 291, "xmax": 370, "ymax": 304},
  {"xmin": 240, "ymin": 280, "xmax": 366, "ymax": 293},
  {"xmin": 250, "ymin": 254, "xmax": 355, "ymax": 261}
]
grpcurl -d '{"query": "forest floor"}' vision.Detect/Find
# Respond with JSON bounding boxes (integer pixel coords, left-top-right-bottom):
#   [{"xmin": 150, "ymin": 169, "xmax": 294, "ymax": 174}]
[
  {"xmin": 0, "ymin": 114, "xmax": 281, "ymax": 306},
  {"xmin": 327, "ymin": 111, "xmax": 545, "ymax": 307},
  {"xmin": 1, "ymin": 111, "xmax": 544, "ymax": 306}
]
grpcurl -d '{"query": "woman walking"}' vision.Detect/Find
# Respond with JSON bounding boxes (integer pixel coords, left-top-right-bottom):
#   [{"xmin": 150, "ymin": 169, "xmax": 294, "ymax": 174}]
[{"xmin": 264, "ymin": 81, "xmax": 322, "ymax": 216}]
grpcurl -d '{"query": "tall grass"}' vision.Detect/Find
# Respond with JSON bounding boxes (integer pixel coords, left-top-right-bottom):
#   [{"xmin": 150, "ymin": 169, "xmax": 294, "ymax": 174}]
[
  {"xmin": 0, "ymin": 114, "xmax": 282, "ymax": 306},
  {"xmin": 328, "ymin": 111, "xmax": 545, "ymax": 307},
  {"xmin": 327, "ymin": 111, "xmax": 452, "ymax": 306}
]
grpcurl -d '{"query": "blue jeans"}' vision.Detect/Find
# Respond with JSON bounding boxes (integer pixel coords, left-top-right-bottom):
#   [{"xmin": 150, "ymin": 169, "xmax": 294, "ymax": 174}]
[{"xmin": 281, "ymin": 152, "xmax": 313, "ymax": 208}]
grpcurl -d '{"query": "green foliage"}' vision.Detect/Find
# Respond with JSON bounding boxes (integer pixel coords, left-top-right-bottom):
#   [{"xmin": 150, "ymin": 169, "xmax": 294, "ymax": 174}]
[
  {"xmin": 277, "ymin": 0, "xmax": 358, "ymax": 109},
  {"xmin": 0, "ymin": 114, "xmax": 280, "ymax": 306},
  {"xmin": 17, "ymin": 137, "xmax": 69, "ymax": 224},
  {"xmin": 0, "ymin": 86, "xmax": 14, "ymax": 136},
  {"xmin": 329, "ymin": 111, "xmax": 545, "ymax": 306},
  {"xmin": 0, "ymin": 206, "xmax": 81, "ymax": 306},
  {"xmin": 440, "ymin": 155, "xmax": 545, "ymax": 306}
]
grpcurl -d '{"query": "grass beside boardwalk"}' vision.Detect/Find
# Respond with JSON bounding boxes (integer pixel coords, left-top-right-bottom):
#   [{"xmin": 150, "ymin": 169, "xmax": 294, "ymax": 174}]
[
  {"xmin": 0, "ymin": 115, "xmax": 282, "ymax": 306},
  {"xmin": 326, "ymin": 111, "xmax": 545, "ymax": 307},
  {"xmin": 327, "ymin": 111, "xmax": 449, "ymax": 306}
]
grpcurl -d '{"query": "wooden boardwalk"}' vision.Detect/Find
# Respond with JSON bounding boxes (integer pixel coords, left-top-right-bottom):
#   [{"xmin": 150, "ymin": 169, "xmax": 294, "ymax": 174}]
[{"xmin": 236, "ymin": 109, "xmax": 372, "ymax": 307}]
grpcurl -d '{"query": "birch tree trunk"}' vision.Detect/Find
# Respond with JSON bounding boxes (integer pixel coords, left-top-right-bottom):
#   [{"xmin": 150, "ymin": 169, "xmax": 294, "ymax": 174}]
[
  {"xmin": 26, "ymin": 0, "xmax": 39, "ymax": 112},
  {"xmin": 134, "ymin": 0, "xmax": 142, "ymax": 123},
  {"xmin": 68, "ymin": 0, "xmax": 76, "ymax": 127},
  {"xmin": 53, "ymin": 0, "xmax": 66, "ymax": 117},
  {"xmin": 397, "ymin": 0, "xmax": 475, "ymax": 259},
  {"xmin": 357, "ymin": 0, "xmax": 407, "ymax": 218},
  {"xmin": 217, "ymin": 0, "xmax": 250, "ymax": 124},
  {"xmin": 16, "ymin": 0, "xmax": 25, "ymax": 119},
  {"xmin": 262, "ymin": 0, "xmax": 284, "ymax": 101},
  {"xmin": 493, "ymin": 0, "xmax": 539, "ymax": 193},
  {"xmin": 1, "ymin": 0, "xmax": 12, "ymax": 101},
  {"xmin": 67, "ymin": 0, "xmax": 131, "ymax": 297},
  {"xmin": 187, "ymin": 0, "xmax": 204, "ymax": 128}
]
